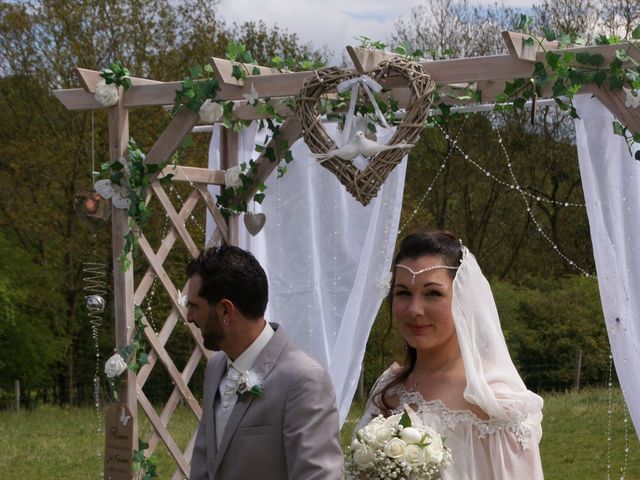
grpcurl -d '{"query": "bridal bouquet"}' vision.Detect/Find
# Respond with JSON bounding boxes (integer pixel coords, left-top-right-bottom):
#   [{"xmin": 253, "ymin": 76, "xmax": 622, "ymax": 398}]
[{"xmin": 346, "ymin": 405, "xmax": 452, "ymax": 480}]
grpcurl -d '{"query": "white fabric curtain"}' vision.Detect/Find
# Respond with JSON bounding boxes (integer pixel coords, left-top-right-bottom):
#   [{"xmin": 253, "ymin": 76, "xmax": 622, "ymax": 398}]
[
  {"xmin": 573, "ymin": 95, "xmax": 640, "ymax": 439},
  {"xmin": 207, "ymin": 122, "xmax": 407, "ymax": 424}
]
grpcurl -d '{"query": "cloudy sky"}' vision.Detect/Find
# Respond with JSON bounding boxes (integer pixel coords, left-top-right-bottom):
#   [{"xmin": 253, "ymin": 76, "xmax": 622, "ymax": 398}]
[{"xmin": 217, "ymin": 0, "xmax": 537, "ymax": 64}]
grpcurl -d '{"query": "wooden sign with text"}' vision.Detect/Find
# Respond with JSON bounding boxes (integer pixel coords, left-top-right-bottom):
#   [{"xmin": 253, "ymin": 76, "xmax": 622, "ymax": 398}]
[{"xmin": 104, "ymin": 403, "xmax": 134, "ymax": 480}]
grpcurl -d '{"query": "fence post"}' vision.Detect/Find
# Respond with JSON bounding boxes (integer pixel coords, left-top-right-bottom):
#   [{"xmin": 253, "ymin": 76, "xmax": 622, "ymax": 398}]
[
  {"xmin": 14, "ymin": 380, "xmax": 20, "ymax": 413},
  {"xmin": 573, "ymin": 349, "xmax": 583, "ymax": 392}
]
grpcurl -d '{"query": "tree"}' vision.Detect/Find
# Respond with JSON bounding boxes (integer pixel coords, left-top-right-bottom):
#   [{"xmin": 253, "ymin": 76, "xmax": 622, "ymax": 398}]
[
  {"xmin": 392, "ymin": 0, "xmax": 518, "ymax": 59},
  {"xmin": 0, "ymin": 0, "xmax": 327, "ymax": 405}
]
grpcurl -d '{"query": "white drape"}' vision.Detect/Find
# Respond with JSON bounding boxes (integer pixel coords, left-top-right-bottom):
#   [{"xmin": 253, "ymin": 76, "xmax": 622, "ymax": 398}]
[
  {"xmin": 207, "ymin": 122, "xmax": 407, "ymax": 424},
  {"xmin": 573, "ymin": 95, "xmax": 640, "ymax": 439}
]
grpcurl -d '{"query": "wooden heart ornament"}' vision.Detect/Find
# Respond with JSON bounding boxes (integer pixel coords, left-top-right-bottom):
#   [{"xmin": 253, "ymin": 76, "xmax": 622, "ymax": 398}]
[
  {"xmin": 295, "ymin": 57, "xmax": 436, "ymax": 206},
  {"xmin": 244, "ymin": 212, "xmax": 266, "ymax": 236}
]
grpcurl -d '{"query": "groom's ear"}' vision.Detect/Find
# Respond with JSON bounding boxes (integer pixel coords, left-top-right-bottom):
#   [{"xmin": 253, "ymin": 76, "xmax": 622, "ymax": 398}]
[{"xmin": 218, "ymin": 298, "xmax": 235, "ymax": 322}]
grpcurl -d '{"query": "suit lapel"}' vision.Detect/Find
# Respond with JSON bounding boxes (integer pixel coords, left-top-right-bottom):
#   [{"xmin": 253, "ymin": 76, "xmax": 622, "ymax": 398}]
[
  {"xmin": 211, "ymin": 325, "xmax": 289, "ymax": 474},
  {"xmin": 204, "ymin": 354, "xmax": 227, "ymax": 469}
]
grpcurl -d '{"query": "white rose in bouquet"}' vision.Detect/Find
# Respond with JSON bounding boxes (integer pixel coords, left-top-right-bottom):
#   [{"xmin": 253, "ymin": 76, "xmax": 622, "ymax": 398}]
[
  {"xmin": 94, "ymin": 80, "xmax": 119, "ymax": 107},
  {"xmin": 199, "ymin": 99, "xmax": 224, "ymax": 123},
  {"xmin": 104, "ymin": 353, "xmax": 128, "ymax": 378},
  {"xmin": 353, "ymin": 444, "xmax": 375, "ymax": 468},
  {"xmin": 425, "ymin": 434, "xmax": 445, "ymax": 463},
  {"xmin": 383, "ymin": 437, "xmax": 407, "ymax": 458},
  {"xmin": 403, "ymin": 444, "xmax": 425, "ymax": 466}
]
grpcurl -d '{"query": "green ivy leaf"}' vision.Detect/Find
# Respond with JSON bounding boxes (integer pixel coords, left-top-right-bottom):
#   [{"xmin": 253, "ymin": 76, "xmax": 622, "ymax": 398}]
[
  {"xmin": 513, "ymin": 97, "xmax": 526, "ymax": 110},
  {"xmin": 545, "ymin": 51, "xmax": 561, "ymax": 69},
  {"xmin": 542, "ymin": 27, "xmax": 557, "ymax": 41},
  {"xmin": 613, "ymin": 120, "xmax": 626, "ymax": 136},
  {"xmin": 593, "ymin": 71, "xmax": 607, "ymax": 87},
  {"xmin": 399, "ymin": 410, "xmax": 411, "ymax": 428},
  {"xmin": 632, "ymin": 25, "xmax": 640, "ymax": 40},
  {"xmin": 575, "ymin": 52, "xmax": 591, "ymax": 65},
  {"xmin": 589, "ymin": 54, "xmax": 605, "ymax": 66}
]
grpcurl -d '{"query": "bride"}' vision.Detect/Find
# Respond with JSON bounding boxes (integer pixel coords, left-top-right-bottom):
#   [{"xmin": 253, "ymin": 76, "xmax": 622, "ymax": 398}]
[{"xmin": 356, "ymin": 231, "xmax": 544, "ymax": 479}]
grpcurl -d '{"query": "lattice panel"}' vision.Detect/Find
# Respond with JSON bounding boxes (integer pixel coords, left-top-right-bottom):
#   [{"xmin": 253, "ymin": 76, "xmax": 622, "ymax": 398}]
[{"xmin": 132, "ymin": 180, "xmax": 229, "ymax": 479}]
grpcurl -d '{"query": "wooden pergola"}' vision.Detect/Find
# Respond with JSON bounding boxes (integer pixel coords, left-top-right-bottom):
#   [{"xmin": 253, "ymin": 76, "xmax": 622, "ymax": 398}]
[{"xmin": 54, "ymin": 33, "xmax": 640, "ymax": 479}]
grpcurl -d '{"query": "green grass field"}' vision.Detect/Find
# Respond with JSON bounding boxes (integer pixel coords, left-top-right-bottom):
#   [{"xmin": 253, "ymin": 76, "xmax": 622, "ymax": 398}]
[{"xmin": 1, "ymin": 387, "xmax": 638, "ymax": 479}]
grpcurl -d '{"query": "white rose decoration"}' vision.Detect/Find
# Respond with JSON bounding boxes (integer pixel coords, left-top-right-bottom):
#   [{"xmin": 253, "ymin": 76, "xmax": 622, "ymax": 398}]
[
  {"xmin": 384, "ymin": 437, "xmax": 407, "ymax": 458},
  {"xmin": 624, "ymin": 88, "xmax": 640, "ymax": 109},
  {"xmin": 199, "ymin": 99, "xmax": 224, "ymax": 123},
  {"xmin": 94, "ymin": 80, "xmax": 119, "ymax": 107},
  {"xmin": 353, "ymin": 444, "xmax": 375, "ymax": 468},
  {"xmin": 399, "ymin": 426, "xmax": 423, "ymax": 445},
  {"xmin": 224, "ymin": 166, "xmax": 243, "ymax": 189},
  {"xmin": 104, "ymin": 353, "xmax": 128, "ymax": 378},
  {"xmin": 403, "ymin": 444, "xmax": 425, "ymax": 466},
  {"xmin": 424, "ymin": 435, "xmax": 445, "ymax": 463}
]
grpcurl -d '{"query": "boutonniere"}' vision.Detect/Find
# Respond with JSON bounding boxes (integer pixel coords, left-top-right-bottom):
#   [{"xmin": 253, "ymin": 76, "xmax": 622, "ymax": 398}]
[{"xmin": 236, "ymin": 369, "xmax": 264, "ymax": 400}]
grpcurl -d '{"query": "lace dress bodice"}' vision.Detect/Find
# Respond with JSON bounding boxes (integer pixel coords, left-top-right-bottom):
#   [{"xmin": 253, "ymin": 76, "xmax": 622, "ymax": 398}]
[{"xmin": 356, "ymin": 366, "xmax": 544, "ymax": 480}]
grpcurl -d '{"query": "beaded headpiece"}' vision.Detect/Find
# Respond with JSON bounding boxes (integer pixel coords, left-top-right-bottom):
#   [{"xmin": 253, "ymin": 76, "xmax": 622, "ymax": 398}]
[{"xmin": 395, "ymin": 264, "xmax": 459, "ymax": 285}]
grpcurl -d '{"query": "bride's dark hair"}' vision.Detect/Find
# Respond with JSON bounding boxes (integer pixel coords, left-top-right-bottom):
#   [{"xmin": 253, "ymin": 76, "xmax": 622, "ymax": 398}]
[{"xmin": 373, "ymin": 229, "xmax": 463, "ymax": 415}]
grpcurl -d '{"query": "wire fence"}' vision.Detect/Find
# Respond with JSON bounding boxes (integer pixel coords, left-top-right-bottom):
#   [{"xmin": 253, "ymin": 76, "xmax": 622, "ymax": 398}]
[{"xmin": 1, "ymin": 359, "xmax": 618, "ymax": 412}]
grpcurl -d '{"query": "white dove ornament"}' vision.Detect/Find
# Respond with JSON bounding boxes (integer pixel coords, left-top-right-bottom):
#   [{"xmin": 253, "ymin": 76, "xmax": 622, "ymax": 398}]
[
  {"xmin": 354, "ymin": 131, "xmax": 414, "ymax": 157},
  {"xmin": 309, "ymin": 135, "xmax": 362, "ymax": 161},
  {"xmin": 310, "ymin": 131, "xmax": 414, "ymax": 163}
]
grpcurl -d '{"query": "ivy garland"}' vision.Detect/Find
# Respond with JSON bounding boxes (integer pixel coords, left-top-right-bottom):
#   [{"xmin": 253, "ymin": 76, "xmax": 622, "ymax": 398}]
[
  {"xmin": 107, "ymin": 305, "xmax": 150, "ymax": 399},
  {"xmin": 133, "ymin": 440, "xmax": 158, "ymax": 480},
  {"xmin": 99, "ymin": 138, "xmax": 173, "ymax": 271},
  {"xmin": 358, "ymin": 19, "xmax": 640, "ymax": 160}
]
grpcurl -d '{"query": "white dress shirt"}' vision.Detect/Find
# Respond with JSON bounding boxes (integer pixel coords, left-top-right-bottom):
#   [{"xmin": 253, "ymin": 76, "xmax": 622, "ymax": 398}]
[{"xmin": 214, "ymin": 321, "xmax": 275, "ymax": 446}]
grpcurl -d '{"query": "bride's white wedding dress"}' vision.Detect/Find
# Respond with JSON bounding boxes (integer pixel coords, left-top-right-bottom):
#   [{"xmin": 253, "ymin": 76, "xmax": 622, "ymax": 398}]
[{"xmin": 356, "ymin": 365, "xmax": 544, "ymax": 480}]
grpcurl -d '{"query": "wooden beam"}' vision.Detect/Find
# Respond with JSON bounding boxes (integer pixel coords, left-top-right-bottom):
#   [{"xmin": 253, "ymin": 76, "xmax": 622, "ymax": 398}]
[
  {"xmin": 159, "ymin": 165, "xmax": 226, "ymax": 185},
  {"xmin": 221, "ymin": 130, "xmax": 239, "ymax": 245},
  {"xmin": 193, "ymin": 183, "xmax": 229, "ymax": 245},
  {"xmin": 349, "ymin": 46, "xmax": 401, "ymax": 71},
  {"xmin": 585, "ymin": 84, "xmax": 640, "ymax": 135},
  {"xmin": 137, "ymin": 388, "xmax": 192, "ymax": 478},
  {"xmin": 150, "ymin": 183, "xmax": 200, "ymax": 257},
  {"xmin": 502, "ymin": 31, "xmax": 565, "ymax": 62},
  {"xmin": 75, "ymin": 67, "xmax": 162, "ymax": 93},
  {"xmin": 240, "ymin": 117, "xmax": 303, "ymax": 204},
  {"xmin": 145, "ymin": 108, "xmax": 199, "ymax": 166},
  {"xmin": 107, "ymin": 92, "xmax": 138, "ymax": 460},
  {"xmin": 53, "ymin": 88, "xmax": 101, "ymax": 110},
  {"xmin": 55, "ymin": 43, "xmax": 640, "ymax": 111},
  {"xmin": 211, "ymin": 57, "xmax": 282, "ymax": 86}
]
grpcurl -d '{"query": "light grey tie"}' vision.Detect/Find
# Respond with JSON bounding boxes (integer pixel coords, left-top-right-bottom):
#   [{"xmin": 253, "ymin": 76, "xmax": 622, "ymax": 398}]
[{"xmin": 215, "ymin": 363, "xmax": 241, "ymax": 446}]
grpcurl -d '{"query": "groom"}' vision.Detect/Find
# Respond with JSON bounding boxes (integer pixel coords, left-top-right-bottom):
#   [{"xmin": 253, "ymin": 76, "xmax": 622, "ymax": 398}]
[{"xmin": 186, "ymin": 245, "xmax": 343, "ymax": 479}]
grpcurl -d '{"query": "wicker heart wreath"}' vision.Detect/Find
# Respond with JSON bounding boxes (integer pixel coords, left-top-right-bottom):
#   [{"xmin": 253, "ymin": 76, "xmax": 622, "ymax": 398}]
[{"xmin": 295, "ymin": 57, "xmax": 436, "ymax": 206}]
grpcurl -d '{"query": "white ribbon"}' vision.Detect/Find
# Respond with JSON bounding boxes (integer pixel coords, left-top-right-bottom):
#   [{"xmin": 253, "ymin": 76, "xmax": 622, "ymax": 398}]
[{"xmin": 336, "ymin": 74, "xmax": 390, "ymax": 147}]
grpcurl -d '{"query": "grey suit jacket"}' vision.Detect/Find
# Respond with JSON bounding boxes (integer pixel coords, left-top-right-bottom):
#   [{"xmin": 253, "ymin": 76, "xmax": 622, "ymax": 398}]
[{"xmin": 189, "ymin": 324, "xmax": 344, "ymax": 480}]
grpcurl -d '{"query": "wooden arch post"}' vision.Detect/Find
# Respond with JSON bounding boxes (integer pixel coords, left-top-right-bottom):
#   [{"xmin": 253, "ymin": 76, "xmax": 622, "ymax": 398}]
[{"xmin": 108, "ymin": 93, "xmax": 138, "ymax": 452}]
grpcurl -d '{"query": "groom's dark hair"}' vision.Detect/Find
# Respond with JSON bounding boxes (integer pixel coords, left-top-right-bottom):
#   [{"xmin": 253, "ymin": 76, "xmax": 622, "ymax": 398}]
[{"xmin": 186, "ymin": 245, "xmax": 268, "ymax": 319}]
